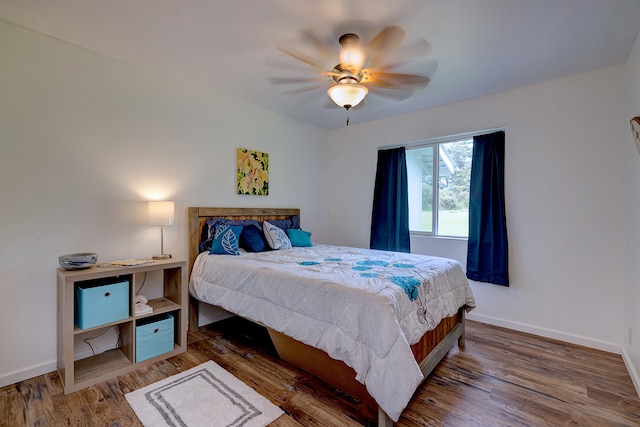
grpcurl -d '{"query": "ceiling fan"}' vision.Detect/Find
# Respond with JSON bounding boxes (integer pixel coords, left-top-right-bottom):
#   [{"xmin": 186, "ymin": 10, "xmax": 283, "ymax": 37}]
[{"xmin": 269, "ymin": 25, "xmax": 435, "ymax": 122}]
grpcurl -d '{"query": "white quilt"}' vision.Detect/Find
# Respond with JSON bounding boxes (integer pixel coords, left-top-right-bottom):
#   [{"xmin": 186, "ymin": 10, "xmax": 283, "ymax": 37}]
[{"xmin": 190, "ymin": 244, "xmax": 476, "ymax": 421}]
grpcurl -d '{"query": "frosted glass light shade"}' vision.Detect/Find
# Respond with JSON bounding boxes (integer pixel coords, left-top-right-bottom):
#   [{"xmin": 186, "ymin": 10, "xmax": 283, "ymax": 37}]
[
  {"xmin": 327, "ymin": 83, "xmax": 368, "ymax": 108},
  {"xmin": 148, "ymin": 201, "xmax": 175, "ymax": 226}
]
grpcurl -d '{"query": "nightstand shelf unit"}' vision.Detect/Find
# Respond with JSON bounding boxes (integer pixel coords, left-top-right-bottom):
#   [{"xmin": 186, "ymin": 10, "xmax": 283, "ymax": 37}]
[{"xmin": 57, "ymin": 258, "xmax": 187, "ymax": 394}]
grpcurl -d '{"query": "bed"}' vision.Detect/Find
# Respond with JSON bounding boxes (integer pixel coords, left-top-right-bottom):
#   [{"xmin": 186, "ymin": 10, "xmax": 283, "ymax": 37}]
[{"xmin": 187, "ymin": 207, "xmax": 476, "ymax": 426}]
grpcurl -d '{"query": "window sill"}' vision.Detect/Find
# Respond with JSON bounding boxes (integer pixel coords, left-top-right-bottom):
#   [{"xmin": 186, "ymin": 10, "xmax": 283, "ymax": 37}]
[{"xmin": 410, "ymin": 232, "xmax": 468, "ymax": 242}]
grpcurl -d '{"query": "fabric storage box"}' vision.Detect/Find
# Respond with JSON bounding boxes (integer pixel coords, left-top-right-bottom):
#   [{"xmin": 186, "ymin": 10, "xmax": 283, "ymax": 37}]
[
  {"xmin": 135, "ymin": 313, "xmax": 175, "ymax": 363},
  {"xmin": 75, "ymin": 278, "xmax": 129, "ymax": 329}
]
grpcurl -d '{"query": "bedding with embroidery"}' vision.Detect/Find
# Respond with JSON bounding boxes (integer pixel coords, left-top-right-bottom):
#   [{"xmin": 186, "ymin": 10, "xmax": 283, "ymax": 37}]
[{"xmin": 189, "ymin": 243, "xmax": 475, "ymax": 421}]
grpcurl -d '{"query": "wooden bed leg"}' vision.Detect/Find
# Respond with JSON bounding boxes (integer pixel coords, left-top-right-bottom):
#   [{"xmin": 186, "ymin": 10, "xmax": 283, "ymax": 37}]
[
  {"xmin": 188, "ymin": 295, "xmax": 200, "ymax": 331},
  {"xmin": 458, "ymin": 308, "xmax": 466, "ymax": 349},
  {"xmin": 378, "ymin": 407, "xmax": 394, "ymax": 427}
]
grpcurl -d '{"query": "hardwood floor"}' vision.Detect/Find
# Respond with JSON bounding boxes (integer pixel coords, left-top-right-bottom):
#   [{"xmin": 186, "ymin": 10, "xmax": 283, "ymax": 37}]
[{"xmin": 1, "ymin": 319, "xmax": 639, "ymax": 426}]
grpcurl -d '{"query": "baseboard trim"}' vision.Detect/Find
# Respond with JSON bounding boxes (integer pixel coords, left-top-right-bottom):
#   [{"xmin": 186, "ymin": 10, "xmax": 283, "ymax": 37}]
[
  {"xmin": 0, "ymin": 360, "xmax": 56, "ymax": 389},
  {"xmin": 2, "ymin": 332, "xmax": 120, "ymax": 388},
  {"xmin": 4, "ymin": 312, "xmax": 634, "ymax": 395},
  {"xmin": 621, "ymin": 347, "xmax": 640, "ymax": 398},
  {"xmin": 466, "ymin": 312, "xmax": 621, "ymax": 354}
]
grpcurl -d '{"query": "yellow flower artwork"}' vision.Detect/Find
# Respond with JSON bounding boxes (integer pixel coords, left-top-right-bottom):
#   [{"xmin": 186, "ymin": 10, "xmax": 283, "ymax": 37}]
[{"xmin": 237, "ymin": 148, "xmax": 269, "ymax": 195}]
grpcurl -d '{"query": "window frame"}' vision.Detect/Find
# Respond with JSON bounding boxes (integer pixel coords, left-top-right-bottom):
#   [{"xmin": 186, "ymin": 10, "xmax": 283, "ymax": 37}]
[{"xmin": 400, "ymin": 128, "xmax": 503, "ymax": 239}]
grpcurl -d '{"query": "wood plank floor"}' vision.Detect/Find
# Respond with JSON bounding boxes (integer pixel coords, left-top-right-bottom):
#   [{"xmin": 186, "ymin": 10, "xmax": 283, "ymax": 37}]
[{"xmin": 1, "ymin": 319, "xmax": 639, "ymax": 426}]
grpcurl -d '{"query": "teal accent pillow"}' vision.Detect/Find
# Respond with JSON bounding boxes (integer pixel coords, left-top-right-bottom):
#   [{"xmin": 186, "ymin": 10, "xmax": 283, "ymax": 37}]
[
  {"xmin": 263, "ymin": 221, "xmax": 292, "ymax": 250},
  {"xmin": 209, "ymin": 224, "xmax": 243, "ymax": 255},
  {"xmin": 286, "ymin": 229, "xmax": 313, "ymax": 247}
]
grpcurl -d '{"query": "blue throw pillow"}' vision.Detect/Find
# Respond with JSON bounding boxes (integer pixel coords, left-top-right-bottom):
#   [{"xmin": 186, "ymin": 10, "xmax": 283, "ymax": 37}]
[
  {"xmin": 209, "ymin": 224, "xmax": 243, "ymax": 255},
  {"xmin": 263, "ymin": 221, "xmax": 292, "ymax": 250},
  {"xmin": 267, "ymin": 215, "xmax": 300, "ymax": 230},
  {"xmin": 286, "ymin": 229, "xmax": 313, "ymax": 247},
  {"xmin": 240, "ymin": 224, "xmax": 267, "ymax": 253}
]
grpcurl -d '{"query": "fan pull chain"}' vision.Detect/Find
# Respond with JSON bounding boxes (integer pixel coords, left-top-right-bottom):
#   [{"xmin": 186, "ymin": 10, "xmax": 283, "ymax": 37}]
[{"xmin": 345, "ymin": 106, "xmax": 351, "ymax": 126}]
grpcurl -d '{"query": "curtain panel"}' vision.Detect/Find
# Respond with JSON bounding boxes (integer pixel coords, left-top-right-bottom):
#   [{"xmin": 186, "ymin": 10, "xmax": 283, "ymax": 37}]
[
  {"xmin": 466, "ymin": 131, "xmax": 509, "ymax": 286},
  {"xmin": 370, "ymin": 147, "xmax": 411, "ymax": 253}
]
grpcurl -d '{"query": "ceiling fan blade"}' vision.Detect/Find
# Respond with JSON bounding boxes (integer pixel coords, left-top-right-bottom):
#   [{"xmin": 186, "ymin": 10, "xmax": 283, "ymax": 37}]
[
  {"xmin": 363, "ymin": 71, "xmax": 430, "ymax": 89},
  {"xmin": 366, "ymin": 25, "xmax": 406, "ymax": 67},
  {"xmin": 395, "ymin": 38, "xmax": 433, "ymax": 59},
  {"xmin": 300, "ymin": 29, "xmax": 335, "ymax": 62},
  {"xmin": 368, "ymin": 86, "xmax": 413, "ymax": 101},
  {"xmin": 277, "ymin": 44, "xmax": 325, "ymax": 70},
  {"xmin": 268, "ymin": 76, "xmax": 328, "ymax": 85},
  {"xmin": 379, "ymin": 39, "xmax": 433, "ymax": 70},
  {"xmin": 266, "ymin": 57, "xmax": 342, "ymax": 81},
  {"xmin": 282, "ymin": 82, "xmax": 330, "ymax": 95},
  {"xmin": 373, "ymin": 58, "xmax": 439, "ymax": 81}
]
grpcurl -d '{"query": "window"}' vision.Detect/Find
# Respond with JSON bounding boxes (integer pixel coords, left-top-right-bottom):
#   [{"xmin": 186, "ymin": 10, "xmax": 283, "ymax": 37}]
[{"xmin": 406, "ymin": 137, "xmax": 474, "ymax": 237}]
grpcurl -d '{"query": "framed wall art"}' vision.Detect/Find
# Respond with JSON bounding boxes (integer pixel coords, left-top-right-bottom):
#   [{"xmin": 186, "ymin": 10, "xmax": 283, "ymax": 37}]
[{"xmin": 237, "ymin": 148, "xmax": 269, "ymax": 196}]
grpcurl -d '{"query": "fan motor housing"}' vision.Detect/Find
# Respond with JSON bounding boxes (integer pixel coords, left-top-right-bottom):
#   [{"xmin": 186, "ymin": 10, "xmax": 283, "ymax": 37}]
[
  {"xmin": 332, "ymin": 65, "xmax": 363, "ymax": 84},
  {"xmin": 338, "ymin": 33, "xmax": 360, "ymax": 47}
]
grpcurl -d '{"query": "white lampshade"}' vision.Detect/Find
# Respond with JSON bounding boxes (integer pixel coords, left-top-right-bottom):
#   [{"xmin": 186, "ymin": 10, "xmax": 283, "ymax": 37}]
[
  {"xmin": 327, "ymin": 83, "xmax": 368, "ymax": 109},
  {"xmin": 148, "ymin": 201, "xmax": 175, "ymax": 226}
]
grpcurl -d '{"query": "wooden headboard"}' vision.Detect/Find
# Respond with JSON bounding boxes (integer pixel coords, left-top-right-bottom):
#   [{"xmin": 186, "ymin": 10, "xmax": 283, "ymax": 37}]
[{"xmin": 187, "ymin": 207, "xmax": 300, "ymax": 329}]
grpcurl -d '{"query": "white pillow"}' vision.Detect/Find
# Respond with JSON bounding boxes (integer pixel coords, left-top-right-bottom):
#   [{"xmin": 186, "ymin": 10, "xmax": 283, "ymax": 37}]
[{"xmin": 263, "ymin": 221, "xmax": 292, "ymax": 250}]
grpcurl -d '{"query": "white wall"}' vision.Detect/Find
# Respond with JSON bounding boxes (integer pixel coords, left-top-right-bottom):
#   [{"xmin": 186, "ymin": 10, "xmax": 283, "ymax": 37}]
[
  {"xmin": 327, "ymin": 65, "xmax": 629, "ymax": 355},
  {"xmin": 0, "ymin": 21, "xmax": 329, "ymax": 386},
  {"xmin": 623, "ymin": 31, "xmax": 640, "ymax": 394}
]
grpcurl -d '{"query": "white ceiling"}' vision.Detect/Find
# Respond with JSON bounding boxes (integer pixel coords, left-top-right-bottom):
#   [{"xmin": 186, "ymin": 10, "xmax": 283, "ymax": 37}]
[{"xmin": 2, "ymin": 0, "xmax": 640, "ymax": 130}]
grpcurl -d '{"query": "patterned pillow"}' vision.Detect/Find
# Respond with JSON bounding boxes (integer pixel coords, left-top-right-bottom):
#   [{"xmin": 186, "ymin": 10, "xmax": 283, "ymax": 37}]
[
  {"xmin": 263, "ymin": 221, "xmax": 292, "ymax": 250},
  {"xmin": 286, "ymin": 229, "xmax": 313, "ymax": 247},
  {"xmin": 200, "ymin": 218, "xmax": 261, "ymax": 252},
  {"xmin": 209, "ymin": 224, "xmax": 243, "ymax": 255}
]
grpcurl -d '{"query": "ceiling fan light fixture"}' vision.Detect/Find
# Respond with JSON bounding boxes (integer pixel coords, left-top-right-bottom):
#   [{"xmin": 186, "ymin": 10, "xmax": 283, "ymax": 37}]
[
  {"xmin": 327, "ymin": 83, "xmax": 368, "ymax": 109},
  {"xmin": 339, "ymin": 48, "xmax": 365, "ymax": 72},
  {"xmin": 338, "ymin": 33, "xmax": 365, "ymax": 73}
]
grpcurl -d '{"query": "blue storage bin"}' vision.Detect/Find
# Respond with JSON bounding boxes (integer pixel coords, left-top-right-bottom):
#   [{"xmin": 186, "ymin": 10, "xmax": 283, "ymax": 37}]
[
  {"xmin": 136, "ymin": 313, "xmax": 175, "ymax": 363},
  {"xmin": 75, "ymin": 278, "xmax": 129, "ymax": 329}
]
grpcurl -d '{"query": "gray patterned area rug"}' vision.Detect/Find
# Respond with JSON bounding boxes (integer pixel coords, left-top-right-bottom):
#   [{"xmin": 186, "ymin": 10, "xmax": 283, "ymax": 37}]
[{"xmin": 125, "ymin": 361, "xmax": 284, "ymax": 427}]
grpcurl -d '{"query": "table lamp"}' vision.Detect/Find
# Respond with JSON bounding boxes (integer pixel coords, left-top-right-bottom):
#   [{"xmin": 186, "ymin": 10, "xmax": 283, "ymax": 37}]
[{"xmin": 148, "ymin": 201, "xmax": 174, "ymax": 260}]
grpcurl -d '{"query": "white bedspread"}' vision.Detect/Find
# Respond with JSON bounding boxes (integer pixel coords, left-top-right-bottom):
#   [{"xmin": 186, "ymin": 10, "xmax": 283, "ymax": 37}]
[{"xmin": 190, "ymin": 244, "xmax": 475, "ymax": 421}]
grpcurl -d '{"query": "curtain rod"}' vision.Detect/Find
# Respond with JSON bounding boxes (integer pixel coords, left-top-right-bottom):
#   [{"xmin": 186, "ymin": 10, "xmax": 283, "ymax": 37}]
[{"xmin": 379, "ymin": 127, "xmax": 506, "ymax": 150}]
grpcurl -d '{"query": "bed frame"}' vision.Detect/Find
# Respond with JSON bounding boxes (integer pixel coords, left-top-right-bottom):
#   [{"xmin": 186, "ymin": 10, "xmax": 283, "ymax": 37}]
[{"xmin": 187, "ymin": 207, "xmax": 466, "ymax": 426}]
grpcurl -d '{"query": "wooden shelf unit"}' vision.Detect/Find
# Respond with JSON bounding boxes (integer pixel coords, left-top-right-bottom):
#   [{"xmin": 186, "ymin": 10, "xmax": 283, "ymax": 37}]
[{"xmin": 56, "ymin": 258, "xmax": 188, "ymax": 394}]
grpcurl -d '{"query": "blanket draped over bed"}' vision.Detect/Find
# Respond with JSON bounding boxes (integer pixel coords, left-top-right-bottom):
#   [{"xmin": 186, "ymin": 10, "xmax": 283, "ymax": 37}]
[{"xmin": 190, "ymin": 243, "xmax": 476, "ymax": 421}]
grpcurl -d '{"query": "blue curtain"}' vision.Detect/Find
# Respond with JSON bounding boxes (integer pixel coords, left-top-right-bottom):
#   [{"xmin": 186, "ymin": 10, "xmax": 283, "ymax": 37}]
[
  {"xmin": 466, "ymin": 131, "xmax": 509, "ymax": 286},
  {"xmin": 370, "ymin": 147, "xmax": 411, "ymax": 252}
]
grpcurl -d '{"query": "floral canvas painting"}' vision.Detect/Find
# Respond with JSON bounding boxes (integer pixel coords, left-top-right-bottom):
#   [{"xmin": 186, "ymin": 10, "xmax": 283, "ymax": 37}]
[{"xmin": 237, "ymin": 148, "xmax": 269, "ymax": 195}]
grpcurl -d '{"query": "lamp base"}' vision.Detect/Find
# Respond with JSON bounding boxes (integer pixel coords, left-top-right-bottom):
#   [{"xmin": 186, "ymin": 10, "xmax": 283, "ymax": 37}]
[{"xmin": 152, "ymin": 253, "xmax": 172, "ymax": 260}]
